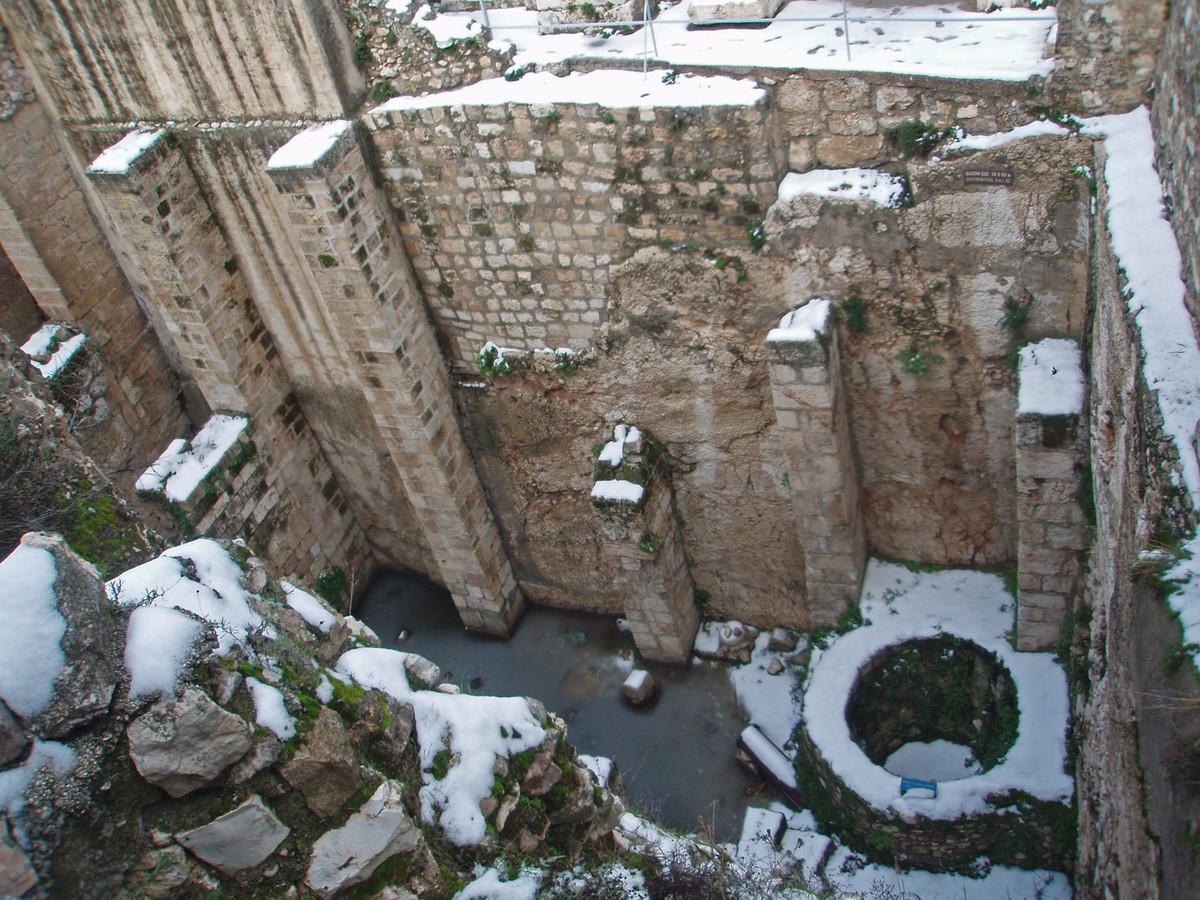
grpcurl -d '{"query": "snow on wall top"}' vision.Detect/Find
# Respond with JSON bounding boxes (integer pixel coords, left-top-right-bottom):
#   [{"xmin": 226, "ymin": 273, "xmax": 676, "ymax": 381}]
[
  {"xmin": 1018, "ymin": 338, "xmax": 1084, "ymax": 416},
  {"xmin": 136, "ymin": 414, "xmax": 249, "ymax": 503},
  {"xmin": 372, "ymin": 69, "xmax": 764, "ymax": 114},
  {"xmin": 766, "ymin": 298, "xmax": 831, "ymax": 344},
  {"xmin": 437, "ymin": 1, "xmax": 1056, "ymax": 82},
  {"xmin": 87, "ymin": 128, "xmax": 162, "ymax": 174},
  {"xmin": 267, "ymin": 120, "xmax": 352, "ymax": 171},
  {"xmin": 778, "ymin": 169, "xmax": 908, "ymax": 208}
]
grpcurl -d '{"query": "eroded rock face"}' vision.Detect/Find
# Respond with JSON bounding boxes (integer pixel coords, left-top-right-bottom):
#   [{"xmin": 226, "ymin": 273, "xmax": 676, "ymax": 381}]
[
  {"xmin": 126, "ymin": 688, "xmax": 252, "ymax": 797},
  {"xmin": 279, "ymin": 708, "xmax": 359, "ymax": 818},
  {"xmin": 0, "ymin": 701, "xmax": 27, "ymax": 767},
  {"xmin": 22, "ymin": 533, "xmax": 123, "ymax": 740},
  {"xmin": 175, "ymin": 794, "xmax": 289, "ymax": 874},
  {"xmin": 306, "ymin": 780, "xmax": 425, "ymax": 898}
]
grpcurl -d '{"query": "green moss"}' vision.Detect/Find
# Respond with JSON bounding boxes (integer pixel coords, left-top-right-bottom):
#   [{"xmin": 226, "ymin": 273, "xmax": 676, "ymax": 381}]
[
  {"xmin": 429, "ymin": 747, "xmax": 452, "ymax": 780},
  {"xmin": 317, "ymin": 253, "xmax": 338, "ymax": 268},
  {"xmin": 315, "ymin": 566, "xmax": 349, "ymax": 608},
  {"xmin": 58, "ymin": 482, "xmax": 146, "ymax": 577}
]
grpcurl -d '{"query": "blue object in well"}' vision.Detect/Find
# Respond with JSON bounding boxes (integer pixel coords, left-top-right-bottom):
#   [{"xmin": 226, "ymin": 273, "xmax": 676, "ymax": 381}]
[{"xmin": 899, "ymin": 776, "xmax": 939, "ymax": 797}]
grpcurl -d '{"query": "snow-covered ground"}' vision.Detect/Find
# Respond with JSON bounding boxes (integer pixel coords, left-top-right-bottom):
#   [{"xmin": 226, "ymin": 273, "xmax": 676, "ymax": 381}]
[{"xmin": 419, "ymin": 0, "xmax": 1056, "ymax": 82}]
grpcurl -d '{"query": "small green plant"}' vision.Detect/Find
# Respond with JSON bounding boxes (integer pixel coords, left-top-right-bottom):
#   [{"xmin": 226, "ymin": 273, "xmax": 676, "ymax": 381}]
[
  {"xmin": 436, "ymin": 281, "xmax": 454, "ymax": 298},
  {"xmin": 429, "ymin": 748, "xmax": 452, "ymax": 780},
  {"xmin": 477, "ymin": 343, "xmax": 513, "ymax": 379},
  {"xmin": 747, "ymin": 221, "xmax": 766, "ymax": 253},
  {"xmin": 1002, "ymin": 296, "xmax": 1030, "ymax": 334},
  {"xmin": 372, "ymin": 79, "xmax": 398, "ymax": 103},
  {"xmin": 517, "ymin": 235, "xmax": 536, "ymax": 252},
  {"xmin": 636, "ymin": 530, "xmax": 664, "ymax": 554},
  {"xmin": 317, "ymin": 253, "xmax": 337, "ymax": 268},
  {"xmin": 315, "ymin": 566, "xmax": 349, "ymax": 608},
  {"xmin": 353, "ymin": 33, "xmax": 373, "ymax": 69},
  {"xmin": 841, "ymin": 296, "xmax": 869, "ymax": 333},
  {"xmin": 693, "ymin": 588, "xmax": 711, "ymax": 608},
  {"xmin": 598, "ymin": 109, "xmax": 616, "ymax": 125},
  {"xmin": 897, "ymin": 340, "xmax": 943, "ymax": 377},
  {"xmin": 553, "ymin": 349, "xmax": 582, "ymax": 374},
  {"xmin": 539, "ymin": 108, "xmax": 561, "ymax": 126},
  {"xmin": 580, "ymin": 1, "xmax": 598, "ymax": 19},
  {"xmin": 886, "ymin": 120, "xmax": 952, "ymax": 158},
  {"xmin": 668, "ymin": 111, "xmax": 690, "ymax": 133},
  {"xmin": 504, "ymin": 65, "xmax": 528, "ymax": 83}
]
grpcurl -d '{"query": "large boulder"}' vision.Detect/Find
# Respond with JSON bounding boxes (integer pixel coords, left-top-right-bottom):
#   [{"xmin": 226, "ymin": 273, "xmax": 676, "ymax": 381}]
[
  {"xmin": 22, "ymin": 533, "xmax": 123, "ymax": 739},
  {"xmin": 175, "ymin": 794, "xmax": 290, "ymax": 874},
  {"xmin": 126, "ymin": 688, "xmax": 252, "ymax": 797},
  {"xmin": 306, "ymin": 781, "xmax": 425, "ymax": 898},
  {"xmin": 279, "ymin": 707, "xmax": 359, "ymax": 818}
]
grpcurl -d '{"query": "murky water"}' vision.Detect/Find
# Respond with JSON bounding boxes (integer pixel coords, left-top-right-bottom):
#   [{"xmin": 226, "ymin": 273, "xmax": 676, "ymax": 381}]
[{"xmin": 356, "ymin": 571, "xmax": 764, "ymax": 841}]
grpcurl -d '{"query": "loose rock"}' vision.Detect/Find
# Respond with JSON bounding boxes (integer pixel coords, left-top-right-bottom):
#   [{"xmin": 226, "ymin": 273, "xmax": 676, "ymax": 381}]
[
  {"xmin": 280, "ymin": 708, "xmax": 359, "ymax": 818},
  {"xmin": 0, "ymin": 701, "xmax": 28, "ymax": 767},
  {"xmin": 175, "ymin": 794, "xmax": 290, "ymax": 874},
  {"xmin": 622, "ymin": 669, "xmax": 658, "ymax": 707},
  {"xmin": 126, "ymin": 688, "xmax": 252, "ymax": 797},
  {"xmin": 306, "ymin": 781, "xmax": 425, "ymax": 898}
]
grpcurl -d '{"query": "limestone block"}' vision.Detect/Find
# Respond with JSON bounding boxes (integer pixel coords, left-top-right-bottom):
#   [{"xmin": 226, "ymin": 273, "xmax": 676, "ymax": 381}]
[
  {"xmin": 176, "ymin": 795, "xmax": 290, "ymax": 874},
  {"xmin": 306, "ymin": 781, "xmax": 425, "ymax": 898},
  {"xmin": 687, "ymin": 0, "xmax": 787, "ymax": 20},
  {"xmin": 280, "ymin": 708, "xmax": 360, "ymax": 819},
  {"xmin": 815, "ymin": 134, "xmax": 884, "ymax": 167},
  {"xmin": 822, "ymin": 77, "xmax": 871, "ymax": 112},
  {"xmin": 776, "ymin": 79, "xmax": 823, "ymax": 136},
  {"xmin": 127, "ymin": 688, "xmax": 252, "ymax": 797}
]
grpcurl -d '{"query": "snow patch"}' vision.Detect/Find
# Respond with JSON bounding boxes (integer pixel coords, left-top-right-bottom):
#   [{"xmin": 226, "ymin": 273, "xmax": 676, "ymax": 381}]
[
  {"xmin": 88, "ymin": 129, "xmax": 162, "ymax": 174},
  {"xmin": 0, "ymin": 539, "xmax": 65, "ymax": 719},
  {"xmin": 282, "ymin": 580, "xmax": 336, "ymax": 633},
  {"xmin": 266, "ymin": 120, "xmax": 352, "ymax": 170},
  {"xmin": 125, "ymin": 606, "xmax": 202, "ymax": 698},
  {"xmin": 598, "ymin": 423, "xmax": 642, "ymax": 468},
  {"xmin": 766, "ymin": 298, "xmax": 831, "ymax": 344},
  {"xmin": 0, "ymin": 740, "xmax": 77, "ymax": 823},
  {"xmin": 337, "ymin": 647, "xmax": 547, "ymax": 846},
  {"xmin": 136, "ymin": 414, "xmax": 249, "ymax": 503},
  {"xmin": 778, "ymin": 168, "xmax": 908, "ymax": 208},
  {"xmin": 944, "ymin": 118, "xmax": 1071, "ymax": 153},
  {"xmin": 19, "ymin": 324, "xmax": 86, "ymax": 380},
  {"xmin": 414, "ymin": 4, "xmax": 483, "ymax": 49},
  {"xmin": 1018, "ymin": 338, "xmax": 1084, "ymax": 416},
  {"xmin": 591, "ymin": 479, "xmax": 644, "ymax": 504},
  {"xmin": 246, "ymin": 677, "xmax": 296, "ymax": 740}
]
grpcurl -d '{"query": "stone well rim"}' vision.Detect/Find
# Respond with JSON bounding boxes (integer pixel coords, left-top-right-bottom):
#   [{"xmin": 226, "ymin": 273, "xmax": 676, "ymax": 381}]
[{"xmin": 802, "ymin": 560, "xmax": 1073, "ymax": 821}]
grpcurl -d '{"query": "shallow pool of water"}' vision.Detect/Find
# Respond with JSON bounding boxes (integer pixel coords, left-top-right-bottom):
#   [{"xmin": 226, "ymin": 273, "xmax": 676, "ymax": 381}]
[{"xmin": 356, "ymin": 571, "xmax": 766, "ymax": 841}]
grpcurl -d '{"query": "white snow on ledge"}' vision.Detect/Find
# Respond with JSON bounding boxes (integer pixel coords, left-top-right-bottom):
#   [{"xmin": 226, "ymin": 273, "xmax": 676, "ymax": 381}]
[
  {"xmin": 943, "ymin": 119, "xmax": 1072, "ymax": 154},
  {"xmin": 267, "ymin": 120, "xmax": 352, "ymax": 171},
  {"xmin": 598, "ymin": 423, "xmax": 642, "ymax": 468},
  {"xmin": 766, "ymin": 298, "xmax": 830, "ymax": 344},
  {"xmin": 804, "ymin": 560, "xmax": 1072, "ymax": 820},
  {"xmin": 372, "ymin": 69, "xmax": 764, "ymax": 115},
  {"xmin": 778, "ymin": 169, "xmax": 907, "ymax": 208},
  {"xmin": 136, "ymin": 414, "xmax": 249, "ymax": 503},
  {"xmin": 1018, "ymin": 338, "xmax": 1084, "ymax": 416},
  {"xmin": 87, "ymin": 128, "xmax": 162, "ymax": 174},
  {"xmin": 591, "ymin": 479, "xmax": 645, "ymax": 504},
  {"xmin": 19, "ymin": 323, "xmax": 86, "ymax": 380}
]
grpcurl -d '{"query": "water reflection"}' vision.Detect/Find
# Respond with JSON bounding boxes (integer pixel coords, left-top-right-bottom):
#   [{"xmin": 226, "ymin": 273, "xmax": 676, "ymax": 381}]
[{"xmin": 355, "ymin": 570, "xmax": 759, "ymax": 841}]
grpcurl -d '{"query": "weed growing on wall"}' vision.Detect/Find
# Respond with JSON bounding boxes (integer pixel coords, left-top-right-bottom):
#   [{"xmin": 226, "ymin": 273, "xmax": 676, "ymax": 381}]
[
  {"xmin": 886, "ymin": 120, "xmax": 960, "ymax": 158},
  {"xmin": 897, "ymin": 340, "xmax": 943, "ymax": 377},
  {"xmin": 840, "ymin": 296, "xmax": 869, "ymax": 333},
  {"xmin": 372, "ymin": 79, "xmax": 398, "ymax": 103},
  {"xmin": 477, "ymin": 344, "xmax": 514, "ymax": 379},
  {"xmin": 316, "ymin": 566, "xmax": 349, "ymax": 609},
  {"xmin": 747, "ymin": 221, "xmax": 766, "ymax": 253}
]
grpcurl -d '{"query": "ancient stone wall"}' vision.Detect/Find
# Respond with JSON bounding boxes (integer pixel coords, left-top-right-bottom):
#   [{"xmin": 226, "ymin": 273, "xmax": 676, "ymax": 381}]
[
  {"xmin": 0, "ymin": 0, "xmax": 363, "ymax": 122},
  {"xmin": 774, "ymin": 71, "xmax": 1032, "ymax": 171},
  {"xmin": 367, "ymin": 96, "xmax": 785, "ymax": 368},
  {"xmin": 1051, "ymin": 0, "xmax": 1168, "ymax": 113},
  {"xmin": 1153, "ymin": 0, "xmax": 1200, "ymax": 322},
  {"xmin": 0, "ymin": 98, "xmax": 192, "ymax": 491},
  {"xmin": 83, "ymin": 128, "xmax": 373, "ymax": 586}
]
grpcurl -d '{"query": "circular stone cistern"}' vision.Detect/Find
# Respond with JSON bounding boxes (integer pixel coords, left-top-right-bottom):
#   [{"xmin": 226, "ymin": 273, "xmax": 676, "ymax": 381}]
[{"xmin": 796, "ymin": 562, "xmax": 1076, "ymax": 871}]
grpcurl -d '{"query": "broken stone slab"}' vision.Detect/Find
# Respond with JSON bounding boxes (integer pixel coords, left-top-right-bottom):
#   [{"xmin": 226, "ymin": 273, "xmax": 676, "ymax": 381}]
[
  {"xmin": 0, "ymin": 701, "xmax": 28, "ymax": 767},
  {"xmin": 766, "ymin": 657, "xmax": 785, "ymax": 676},
  {"xmin": 306, "ymin": 780, "xmax": 424, "ymax": 898},
  {"xmin": 23, "ymin": 533, "xmax": 123, "ymax": 740},
  {"xmin": 767, "ymin": 627, "xmax": 799, "ymax": 652},
  {"xmin": 126, "ymin": 687, "xmax": 252, "ymax": 797},
  {"xmin": 622, "ymin": 669, "xmax": 658, "ymax": 707},
  {"xmin": 229, "ymin": 734, "xmax": 283, "ymax": 784},
  {"xmin": 0, "ymin": 820, "xmax": 37, "ymax": 897},
  {"xmin": 279, "ymin": 708, "xmax": 359, "ymax": 818},
  {"xmin": 175, "ymin": 794, "xmax": 290, "ymax": 874}
]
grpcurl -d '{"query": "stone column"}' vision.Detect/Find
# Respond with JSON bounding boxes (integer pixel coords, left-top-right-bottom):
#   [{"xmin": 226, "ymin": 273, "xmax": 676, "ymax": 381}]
[
  {"xmin": 591, "ymin": 426, "xmax": 698, "ymax": 663},
  {"xmin": 1015, "ymin": 339, "xmax": 1089, "ymax": 652},
  {"xmin": 266, "ymin": 122, "xmax": 522, "ymax": 635},
  {"xmin": 86, "ymin": 129, "xmax": 246, "ymax": 413},
  {"xmin": 765, "ymin": 299, "xmax": 866, "ymax": 626}
]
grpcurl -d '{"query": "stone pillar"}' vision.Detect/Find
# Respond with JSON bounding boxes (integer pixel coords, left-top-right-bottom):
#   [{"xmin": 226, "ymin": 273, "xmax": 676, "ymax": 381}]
[
  {"xmin": 1015, "ymin": 339, "xmax": 1089, "ymax": 652},
  {"xmin": 765, "ymin": 299, "xmax": 866, "ymax": 626},
  {"xmin": 591, "ymin": 426, "xmax": 698, "ymax": 663},
  {"xmin": 86, "ymin": 129, "xmax": 246, "ymax": 413},
  {"xmin": 266, "ymin": 122, "xmax": 522, "ymax": 635},
  {"xmin": 0, "ymin": 192, "xmax": 70, "ymax": 321}
]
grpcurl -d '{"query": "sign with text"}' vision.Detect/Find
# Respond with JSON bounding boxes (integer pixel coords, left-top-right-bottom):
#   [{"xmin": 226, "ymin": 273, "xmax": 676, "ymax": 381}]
[{"xmin": 964, "ymin": 167, "xmax": 1015, "ymax": 186}]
